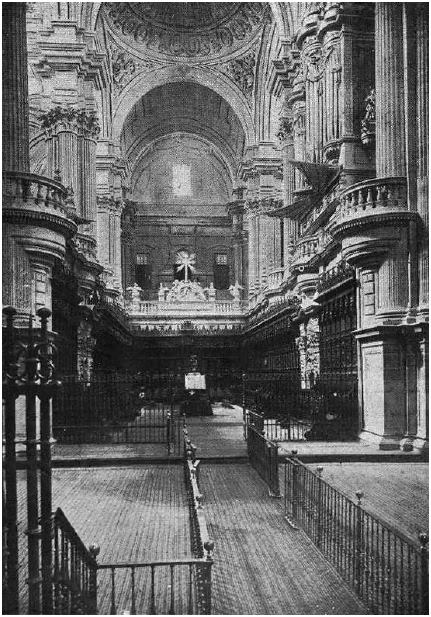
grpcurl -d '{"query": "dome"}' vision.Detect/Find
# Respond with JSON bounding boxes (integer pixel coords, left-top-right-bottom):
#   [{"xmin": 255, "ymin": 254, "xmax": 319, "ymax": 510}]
[{"xmin": 104, "ymin": 2, "xmax": 269, "ymax": 59}]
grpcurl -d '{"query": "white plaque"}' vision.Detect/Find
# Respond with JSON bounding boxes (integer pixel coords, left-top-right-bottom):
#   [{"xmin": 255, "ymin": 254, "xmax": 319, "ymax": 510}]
[{"xmin": 185, "ymin": 372, "xmax": 206, "ymax": 390}]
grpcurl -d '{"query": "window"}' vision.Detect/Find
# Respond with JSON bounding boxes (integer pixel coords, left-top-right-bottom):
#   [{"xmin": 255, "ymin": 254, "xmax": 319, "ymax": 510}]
[
  {"xmin": 172, "ymin": 164, "xmax": 192, "ymax": 197},
  {"xmin": 136, "ymin": 253, "xmax": 149, "ymax": 266},
  {"xmin": 214, "ymin": 253, "xmax": 229, "ymax": 289},
  {"xmin": 215, "ymin": 253, "xmax": 228, "ymax": 266},
  {"xmin": 135, "ymin": 252, "xmax": 152, "ymax": 289}
]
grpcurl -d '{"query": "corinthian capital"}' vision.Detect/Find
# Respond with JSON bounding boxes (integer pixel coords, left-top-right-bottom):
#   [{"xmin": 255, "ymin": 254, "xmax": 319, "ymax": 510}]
[{"xmin": 40, "ymin": 106, "xmax": 101, "ymax": 139}]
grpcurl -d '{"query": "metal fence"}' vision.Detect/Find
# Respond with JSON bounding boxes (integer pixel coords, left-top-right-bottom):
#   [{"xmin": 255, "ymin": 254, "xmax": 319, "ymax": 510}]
[
  {"xmin": 52, "ymin": 373, "xmax": 186, "ymax": 453},
  {"xmin": 284, "ymin": 456, "xmax": 429, "ymax": 615},
  {"xmin": 2, "ymin": 307, "xmax": 99, "ymax": 615},
  {"xmin": 243, "ymin": 371, "xmax": 359, "ymax": 441},
  {"xmin": 246, "ymin": 423, "xmax": 280, "ymax": 497},
  {"xmin": 96, "ymin": 557, "xmax": 211, "ymax": 615},
  {"xmin": 52, "ymin": 508, "xmax": 98, "ymax": 614}
]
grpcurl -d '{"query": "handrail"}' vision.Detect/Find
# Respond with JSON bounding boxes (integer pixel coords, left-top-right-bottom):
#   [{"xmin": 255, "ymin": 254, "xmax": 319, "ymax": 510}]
[
  {"xmin": 97, "ymin": 557, "xmax": 208, "ymax": 569},
  {"xmin": 53, "ymin": 507, "xmax": 98, "ymax": 567},
  {"xmin": 52, "ymin": 507, "xmax": 98, "ymax": 614}
]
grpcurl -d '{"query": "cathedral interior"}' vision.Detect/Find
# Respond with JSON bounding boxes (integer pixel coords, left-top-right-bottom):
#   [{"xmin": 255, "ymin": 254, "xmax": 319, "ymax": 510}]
[{"xmin": 2, "ymin": 2, "xmax": 429, "ymax": 615}]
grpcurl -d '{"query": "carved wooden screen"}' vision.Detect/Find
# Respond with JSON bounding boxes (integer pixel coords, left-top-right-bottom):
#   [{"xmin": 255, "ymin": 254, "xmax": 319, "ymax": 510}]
[{"xmin": 318, "ymin": 281, "xmax": 358, "ymax": 435}]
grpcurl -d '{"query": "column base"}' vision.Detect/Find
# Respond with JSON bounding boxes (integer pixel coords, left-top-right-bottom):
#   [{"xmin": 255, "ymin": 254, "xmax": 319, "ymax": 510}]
[
  {"xmin": 411, "ymin": 437, "xmax": 429, "ymax": 455},
  {"xmin": 359, "ymin": 430, "xmax": 401, "ymax": 450}
]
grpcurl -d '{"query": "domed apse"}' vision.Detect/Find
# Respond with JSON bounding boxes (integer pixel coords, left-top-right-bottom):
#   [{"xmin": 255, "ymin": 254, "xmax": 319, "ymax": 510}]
[{"xmin": 121, "ymin": 81, "xmax": 246, "ymax": 207}]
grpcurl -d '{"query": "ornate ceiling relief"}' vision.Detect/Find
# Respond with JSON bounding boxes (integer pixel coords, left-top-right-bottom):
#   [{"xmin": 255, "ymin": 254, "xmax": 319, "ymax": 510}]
[
  {"xmin": 108, "ymin": 37, "xmax": 159, "ymax": 94},
  {"xmin": 104, "ymin": 2, "xmax": 269, "ymax": 60},
  {"xmin": 219, "ymin": 48, "xmax": 257, "ymax": 99}
]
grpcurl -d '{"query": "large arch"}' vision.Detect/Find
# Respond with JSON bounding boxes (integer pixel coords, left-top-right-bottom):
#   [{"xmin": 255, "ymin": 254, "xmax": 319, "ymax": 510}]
[{"xmin": 112, "ymin": 64, "xmax": 255, "ymax": 147}]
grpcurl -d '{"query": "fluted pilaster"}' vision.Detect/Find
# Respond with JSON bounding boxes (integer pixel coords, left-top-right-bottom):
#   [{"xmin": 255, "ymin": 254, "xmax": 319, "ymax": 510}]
[
  {"xmin": 375, "ymin": 3, "xmax": 406, "ymax": 177},
  {"xmin": 2, "ymin": 3, "xmax": 29, "ymax": 172}
]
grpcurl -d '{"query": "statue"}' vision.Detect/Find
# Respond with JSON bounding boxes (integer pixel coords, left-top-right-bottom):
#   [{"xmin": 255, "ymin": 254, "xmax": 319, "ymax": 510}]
[
  {"xmin": 158, "ymin": 282, "xmax": 168, "ymax": 302},
  {"xmin": 166, "ymin": 279, "xmax": 207, "ymax": 302},
  {"xmin": 229, "ymin": 281, "xmax": 243, "ymax": 302},
  {"xmin": 206, "ymin": 282, "xmax": 216, "ymax": 302},
  {"xmin": 126, "ymin": 283, "xmax": 142, "ymax": 310}
]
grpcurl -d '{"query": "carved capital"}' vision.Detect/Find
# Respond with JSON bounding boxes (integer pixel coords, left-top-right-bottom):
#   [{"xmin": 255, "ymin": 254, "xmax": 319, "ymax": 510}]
[{"xmin": 40, "ymin": 107, "xmax": 101, "ymax": 139}]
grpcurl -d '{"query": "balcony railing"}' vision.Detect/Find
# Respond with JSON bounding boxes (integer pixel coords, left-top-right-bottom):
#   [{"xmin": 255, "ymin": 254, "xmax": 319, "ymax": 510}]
[
  {"xmin": 3, "ymin": 171, "xmax": 76, "ymax": 238},
  {"xmin": 129, "ymin": 300, "xmax": 246, "ymax": 317},
  {"xmin": 337, "ymin": 177, "xmax": 407, "ymax": 223},
  {"xmin": 3, "ymin": 170, "xmax": 68, "ymax": 214},
  {"xmin": 267, "ymin": 267, "xmax": 285, "ymax": 290},
  {"xmin": 291, "ymin": 235, "xmax": 319, "ymax": 267}
]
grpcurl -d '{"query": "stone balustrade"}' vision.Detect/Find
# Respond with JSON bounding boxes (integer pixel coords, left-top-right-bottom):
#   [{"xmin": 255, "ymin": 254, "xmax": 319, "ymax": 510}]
[
  {"xmin": 2, "ymin": 170, "xmax": 77, "ymax": 257},
  {"xmin": 336, "ymin": 177, "xmax": 407, "ymax": 224},
  {"xmin": 291, "ymin": 235, "xmax": 319, "ymax": 267},
  {"xmin": 267, "ymin": 268, "xmax": 284, "ymax": 290},
  {"xmin": 75, "ymin": 232, "xmax": 98, "ymax": 261},
  {"xmin": 3, "ymin": 170, "xmax": 73, "ymax": 220},
  {"xmin": 128, "ymin": 300, "xmax": 247, "ymax": 317}
]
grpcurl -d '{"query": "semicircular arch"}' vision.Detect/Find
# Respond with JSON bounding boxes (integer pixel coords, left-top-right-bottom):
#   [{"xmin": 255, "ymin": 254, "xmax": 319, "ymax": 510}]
[{"xmin": 112, "ymin": 65, "xmax": 255, "ymax": 146}]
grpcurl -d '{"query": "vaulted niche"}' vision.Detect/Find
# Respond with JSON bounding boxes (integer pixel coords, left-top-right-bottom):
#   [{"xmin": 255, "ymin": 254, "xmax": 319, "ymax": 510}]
[
  {"xmin": 121, "ymin": 81, "xmax": 246, "ymax": 298},
  {"xmin": 122, "ymin": 81, "xmax": 246, "ymax": 209}
]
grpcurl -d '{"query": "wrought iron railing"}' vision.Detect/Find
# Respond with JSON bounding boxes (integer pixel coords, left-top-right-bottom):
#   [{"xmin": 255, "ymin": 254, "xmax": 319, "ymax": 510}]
[
  {"xmin": 284, "ymin": 456, "xmax": 429, "ymax": 615},
  {"xmin": 52, "ymin": 508, "xmax": 98, "ymax": 614},
  {"xmin": 246, "ymin": 410, "xmax": 310, "ymax": 442},
  {"xmin": 243, "ymin": 371, "xmax": 359, "ymax": 441},
  {"xmin": 2, "ymin": 307, "xmax": 99, "ymax": 615},
  {"xmin": 246, "ymin": 424, "xmax": 280, "ymax": 497},
  {"xmin": 97, "ymin": 557, "xmax": 213, "ymax": 615},
  {"xmin": 52, "ymin": 373, "xmax": 184, "ymax": 452}
]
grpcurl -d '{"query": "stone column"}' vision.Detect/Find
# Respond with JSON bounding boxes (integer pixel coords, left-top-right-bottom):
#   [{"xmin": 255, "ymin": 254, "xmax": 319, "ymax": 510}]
[
  {"xmin": 289, "ymin": 79, "xmax": 307, "ymax": 191},
  {"xmin": 227, "ymin": 199, "xmax": 246, "ymax": 290},
  {"xmin": 80, "ymin": 124, "xmax": 99, "ymax": 239},
  {"xmin": 43, "ymin": 113, "xmax": 80, "ymax": 206},
  {"xmin": 246, "ymin": 206, "xmax": 258, "ymax": 302},
  {"xmin": 416, "ymin": 4, "xmax": 429, "ymax": 311},
  {"xmin": 375, "ymin": 3, "xmax": 406, "ymax": 177},
  {"xmin": 279, "ymin": 121, "xmax": 295, "ymax": 205},
  {"xmin": 302, "ymin": 37, "xmax": 323, "ymax": 163},
  {"xmin": 2, "ymin": 3, "xmax": 29, "ymax": 172}
]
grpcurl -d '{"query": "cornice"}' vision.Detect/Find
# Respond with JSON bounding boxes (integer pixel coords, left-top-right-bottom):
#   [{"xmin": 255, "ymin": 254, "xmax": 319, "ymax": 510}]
[{"xmin": 3, "ymin": 208, "xmax": 77, "ymax": 239}]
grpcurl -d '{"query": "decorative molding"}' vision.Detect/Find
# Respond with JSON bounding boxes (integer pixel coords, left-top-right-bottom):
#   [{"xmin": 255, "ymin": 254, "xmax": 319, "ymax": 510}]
[
  {"xmin": 361, "ymin": 88, "xmax": 376, "ymax": 148},
  {"xmin": 277, "ymin": 117, "xmax": 294, "ymax": 143}
]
